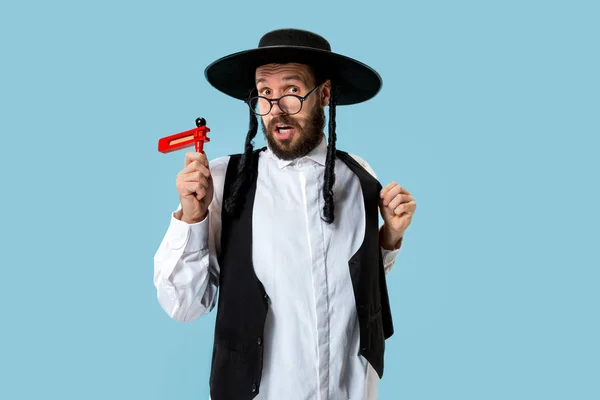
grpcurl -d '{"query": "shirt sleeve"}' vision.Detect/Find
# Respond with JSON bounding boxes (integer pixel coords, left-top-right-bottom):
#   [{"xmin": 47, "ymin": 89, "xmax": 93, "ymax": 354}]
[{"xmin": 153, "ymin": 156, "xmax": 229, "ymax": 322}]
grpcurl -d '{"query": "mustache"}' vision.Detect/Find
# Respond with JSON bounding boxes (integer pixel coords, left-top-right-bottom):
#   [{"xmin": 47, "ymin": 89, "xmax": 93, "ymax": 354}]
[{"xmin": 267, "ymin": 115, "xmax": 301, "ymax": 133}]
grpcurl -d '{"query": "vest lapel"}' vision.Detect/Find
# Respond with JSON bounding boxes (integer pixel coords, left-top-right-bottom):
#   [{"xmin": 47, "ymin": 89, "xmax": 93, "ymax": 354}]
[{"xmin": 336, "ymin": 150, "xmax": 394, "ymax": 378}]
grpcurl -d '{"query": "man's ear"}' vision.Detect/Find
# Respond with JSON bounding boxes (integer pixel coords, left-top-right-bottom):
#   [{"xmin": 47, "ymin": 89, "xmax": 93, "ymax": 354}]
[{"xmin": 320, "ymin": 79, "xmax": 332, "ymax": 107}]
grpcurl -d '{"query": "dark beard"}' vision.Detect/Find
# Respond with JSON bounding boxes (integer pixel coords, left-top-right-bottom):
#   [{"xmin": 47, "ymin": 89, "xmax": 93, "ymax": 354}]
[{"xmin": 260, "ymin": 104, "xmax": 326, "ymax": 161}]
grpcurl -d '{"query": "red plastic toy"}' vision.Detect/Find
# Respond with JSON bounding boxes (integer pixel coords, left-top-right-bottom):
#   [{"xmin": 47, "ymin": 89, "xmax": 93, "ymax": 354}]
[{"xmin": 158, "ymin": 117, "xmax": 211, "ymax": 154}]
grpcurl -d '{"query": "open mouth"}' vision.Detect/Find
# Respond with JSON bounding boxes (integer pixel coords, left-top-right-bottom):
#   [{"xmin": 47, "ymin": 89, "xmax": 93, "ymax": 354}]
[
  {"xmin": 276, "ymin": 124, "xmax": 294, "ymax": 133},
  {"xmin": 275, "ymin": 124, "xmax": 295, "ymax": 138}
]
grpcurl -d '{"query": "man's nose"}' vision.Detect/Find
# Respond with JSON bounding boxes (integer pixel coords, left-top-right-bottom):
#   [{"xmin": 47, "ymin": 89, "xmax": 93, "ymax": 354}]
[{"xmin": 269, "ymin": 99, "xmax": 285, "ymax": 116}]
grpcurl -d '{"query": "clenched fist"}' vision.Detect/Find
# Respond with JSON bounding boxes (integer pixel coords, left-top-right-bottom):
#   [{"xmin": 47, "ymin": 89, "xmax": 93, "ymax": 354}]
[{"xmin": 175, "ymin": 152, "xmax": 214, "ymax": 224}]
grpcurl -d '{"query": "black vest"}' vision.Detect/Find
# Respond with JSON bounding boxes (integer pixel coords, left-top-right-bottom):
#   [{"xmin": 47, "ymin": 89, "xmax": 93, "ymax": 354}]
[{"xmin": 209, "ymin": 148, "xmax": 394, "ymax": 400}]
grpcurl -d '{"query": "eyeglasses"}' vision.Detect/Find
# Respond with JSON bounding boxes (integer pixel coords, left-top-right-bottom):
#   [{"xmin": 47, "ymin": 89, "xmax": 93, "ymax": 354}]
[{"xmin": 246, "ymin": 85, "xmax": 320, "ymax": 116}]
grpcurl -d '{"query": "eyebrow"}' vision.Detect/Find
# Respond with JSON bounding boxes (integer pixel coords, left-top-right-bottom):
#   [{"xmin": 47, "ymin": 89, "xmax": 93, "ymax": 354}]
[
  {"xmin": 255, "ymin": 75, "xmax": 307, "ymax": 85},
  {"xmin": 281, "ymin": 75, "xmax": 306, "ymax": 84}
]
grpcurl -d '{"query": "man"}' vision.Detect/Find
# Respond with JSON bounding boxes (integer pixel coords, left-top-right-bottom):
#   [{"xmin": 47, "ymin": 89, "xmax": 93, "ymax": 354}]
[{"xmin": 154, "ymin": 29, "xmax": 417, "ymax": 400}]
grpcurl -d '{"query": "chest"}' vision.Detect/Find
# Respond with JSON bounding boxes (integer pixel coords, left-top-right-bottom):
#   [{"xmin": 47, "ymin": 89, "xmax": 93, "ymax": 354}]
[{"xmin": 250, "ymin": 159, "xmax": 367, "ymax": 309}]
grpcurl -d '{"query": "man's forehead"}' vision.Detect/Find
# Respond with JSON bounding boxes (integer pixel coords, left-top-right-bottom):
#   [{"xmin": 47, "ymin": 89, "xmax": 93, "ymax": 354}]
[{"xmin": 255, "ymin": 63, "xmax": 313, "ymax": 84}]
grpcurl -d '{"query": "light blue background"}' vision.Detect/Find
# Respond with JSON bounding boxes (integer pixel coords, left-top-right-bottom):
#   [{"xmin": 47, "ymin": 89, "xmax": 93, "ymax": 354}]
[{"xmin": 1, "ymin": 0, "xmax": 598, "ymax": 399}]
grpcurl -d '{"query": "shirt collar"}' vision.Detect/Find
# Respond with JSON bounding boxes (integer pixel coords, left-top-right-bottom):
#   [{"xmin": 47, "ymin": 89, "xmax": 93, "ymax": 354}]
[{"xmin": 265, "ymin": 135, "xmax": 327, "ymax": 169}]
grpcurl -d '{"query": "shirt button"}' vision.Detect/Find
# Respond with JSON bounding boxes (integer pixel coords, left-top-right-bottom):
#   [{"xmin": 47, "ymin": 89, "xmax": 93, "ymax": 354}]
[
  {"xmin": 252, "ymin": 383, "xmax": 257, "ymax": 392},
  {"xmin": 257, "ymin": 337, "xmax": 262, "ymax": 345}
]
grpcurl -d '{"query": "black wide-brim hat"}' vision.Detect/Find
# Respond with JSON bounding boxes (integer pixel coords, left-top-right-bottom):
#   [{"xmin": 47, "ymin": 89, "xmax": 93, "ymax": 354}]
[{"xmin": 204, "ymin": 29, "xmax": 382, "ymax": 106}]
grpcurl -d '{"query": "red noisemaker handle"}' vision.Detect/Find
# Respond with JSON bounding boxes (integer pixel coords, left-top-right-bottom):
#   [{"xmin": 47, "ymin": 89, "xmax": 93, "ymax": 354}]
[{"xmin": 158, "ymin": 117, "xmax": 211, "ymax": 154}]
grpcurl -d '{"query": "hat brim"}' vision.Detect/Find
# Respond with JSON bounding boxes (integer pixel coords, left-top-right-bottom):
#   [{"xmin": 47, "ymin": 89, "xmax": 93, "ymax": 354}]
[{"xmin": 204, "ymin": 46, "xmax": 382, "ymax": 106}]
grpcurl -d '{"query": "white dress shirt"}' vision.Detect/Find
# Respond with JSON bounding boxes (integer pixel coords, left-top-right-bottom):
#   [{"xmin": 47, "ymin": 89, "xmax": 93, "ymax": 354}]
[{"xmin": 154, "ymin": 136, "xmax": 401, "ymax": 400}]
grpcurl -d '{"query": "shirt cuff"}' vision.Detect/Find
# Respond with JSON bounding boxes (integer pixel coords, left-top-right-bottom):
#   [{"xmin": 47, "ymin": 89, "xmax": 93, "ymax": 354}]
[
  {"xmin": 381, "ymin": 237, "xmax": 402, "ymax": 274},
  {"xmin": 167, "ymin": 210, "xmax": 210, "ymax": 253}
]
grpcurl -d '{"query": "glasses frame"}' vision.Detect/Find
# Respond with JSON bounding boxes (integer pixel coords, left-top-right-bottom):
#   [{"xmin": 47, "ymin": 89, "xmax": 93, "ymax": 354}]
[{"xmin": 246, "ymin": 85, "xmax": 321, "ymax": 116}]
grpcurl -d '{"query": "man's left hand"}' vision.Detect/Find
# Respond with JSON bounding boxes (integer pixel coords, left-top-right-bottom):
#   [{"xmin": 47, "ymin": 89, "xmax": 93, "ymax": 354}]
[{"xmin": 379, "ymin": 182, "xmax": 416, "ymax": 249}]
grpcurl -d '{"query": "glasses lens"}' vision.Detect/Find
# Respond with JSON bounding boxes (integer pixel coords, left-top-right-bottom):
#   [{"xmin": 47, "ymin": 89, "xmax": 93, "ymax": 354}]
[
  {"xmin": 279, "ymin": 95, "xmax": 302, "ymax": 114},
  {"xmin": 249, "ymin": 97, "xmax": 271, "ymax": 115}
]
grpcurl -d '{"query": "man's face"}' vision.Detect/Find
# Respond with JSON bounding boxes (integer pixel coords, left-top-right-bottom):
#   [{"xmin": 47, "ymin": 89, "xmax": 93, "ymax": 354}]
[{"xmin": 255, "ymin": 63, "xmax": 330, "ymax": 160}]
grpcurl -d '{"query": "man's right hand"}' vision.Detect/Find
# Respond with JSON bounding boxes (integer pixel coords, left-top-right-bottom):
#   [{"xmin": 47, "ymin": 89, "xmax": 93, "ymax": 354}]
[{"xmin": 175, "ymin": 152, "xmax": 214, "ymax": 224}]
